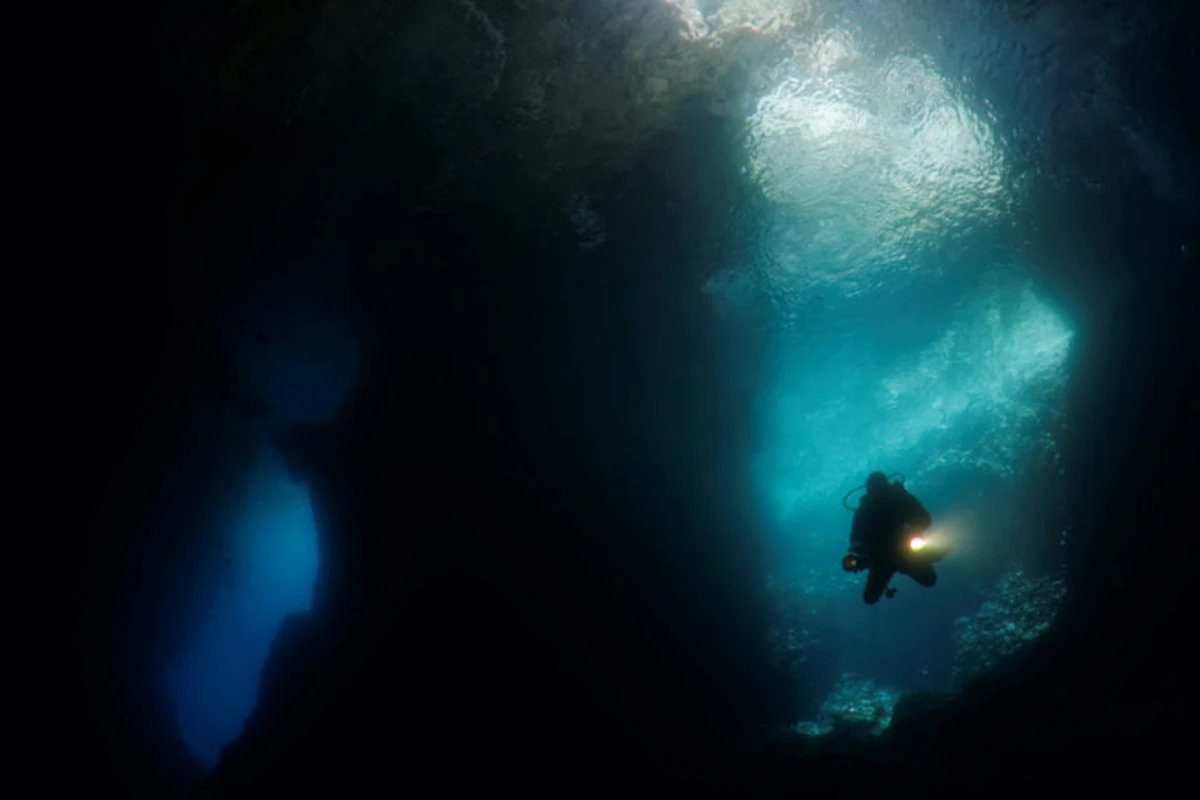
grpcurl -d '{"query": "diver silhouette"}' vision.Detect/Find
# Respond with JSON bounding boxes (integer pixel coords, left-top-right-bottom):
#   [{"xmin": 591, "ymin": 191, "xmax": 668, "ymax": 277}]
[{"xmin": 842, "ymin": 471, "xmax": 945, "ymax": 604}]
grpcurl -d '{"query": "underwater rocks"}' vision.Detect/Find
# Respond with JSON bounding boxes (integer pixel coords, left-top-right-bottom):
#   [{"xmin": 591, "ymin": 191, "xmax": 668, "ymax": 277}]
[
  {"xmin": 764, "ymin": 568, "xmax": 826, "ymax": 679},
  {"xmin": 767, "ymin": 622, "xmax": 817, "ymax": 680},
  {"xmin": 177, "ymin": 0, "xmax": 790, "ymax": 233},
  {"xmin": 795, "ymin": 673, "xmax": 900, "ymax": 738},
  {"xmin": 952, "ymin": 566, "xmax": 1066, "ymax": 687}
]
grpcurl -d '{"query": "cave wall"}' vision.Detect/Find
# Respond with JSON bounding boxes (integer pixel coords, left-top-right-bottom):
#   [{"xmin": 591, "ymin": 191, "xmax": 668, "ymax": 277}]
[
  {"xmin": 203, "ymin": 108, "xmax": 782, "ymax": 793},
  {"xmin": 73, "ymin": 1, "xmax": 788, "ymax": 794}
]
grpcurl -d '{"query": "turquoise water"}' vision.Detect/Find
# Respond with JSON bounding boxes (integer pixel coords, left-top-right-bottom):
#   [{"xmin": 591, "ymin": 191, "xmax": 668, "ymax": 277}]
[{"xmin": 695, "ymin": 1, "xmax": 1081, "ymax": 721}]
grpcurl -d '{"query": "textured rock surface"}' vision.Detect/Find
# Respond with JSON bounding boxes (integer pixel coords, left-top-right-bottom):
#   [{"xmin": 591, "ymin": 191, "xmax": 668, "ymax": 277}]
[{"xmin": 952, "ymin": 566, "xmax": 1067, "ymax": 686}]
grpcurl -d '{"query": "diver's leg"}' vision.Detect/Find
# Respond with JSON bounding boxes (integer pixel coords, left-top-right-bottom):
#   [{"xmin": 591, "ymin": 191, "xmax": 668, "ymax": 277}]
[
  {"xmin": 863, "ymin": 568, "xmax": 894, "ymax": 604},
  {"xmin": 908, "ymin": 564, "xmax": 937, "ymax": 587}
]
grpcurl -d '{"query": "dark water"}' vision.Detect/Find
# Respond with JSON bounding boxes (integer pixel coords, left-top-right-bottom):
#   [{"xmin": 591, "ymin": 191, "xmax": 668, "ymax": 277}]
[{"xmin": 73, "ymin": 0, "xmax": 1196, "ymax": 794}]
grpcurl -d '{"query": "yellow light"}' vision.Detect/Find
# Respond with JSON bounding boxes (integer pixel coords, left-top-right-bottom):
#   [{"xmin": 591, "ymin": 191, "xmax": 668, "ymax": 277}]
[{"xmin": 909, "ymin": 536, "xmax": 926, "ymax": 551}]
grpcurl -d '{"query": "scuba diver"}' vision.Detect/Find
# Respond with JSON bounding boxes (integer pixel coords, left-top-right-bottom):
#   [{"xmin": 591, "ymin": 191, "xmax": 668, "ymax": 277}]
[{"xmin": 841, "ymin": 471, "xmax": 947, "ymax": 604}]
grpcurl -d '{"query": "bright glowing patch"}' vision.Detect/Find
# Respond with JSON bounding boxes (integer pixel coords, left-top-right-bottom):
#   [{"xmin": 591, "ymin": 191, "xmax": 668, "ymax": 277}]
[
  {"xmin": 748, "ymin": 29, "xmax": 1007, "ymax": 291},
  {"xmin": 756, "ymin": 278, "xmax": 1072, "ymax": 522},
  {"xmin": 165, "ymin": 443, "xmax": 320, "ymax": 770},
  {"xmin": 909, "ymin": 536, "xmax": 926, "ymax": 551},
  {"xmin": 160, "ymin": 292, "xmax": 356, "ymax": 771}
]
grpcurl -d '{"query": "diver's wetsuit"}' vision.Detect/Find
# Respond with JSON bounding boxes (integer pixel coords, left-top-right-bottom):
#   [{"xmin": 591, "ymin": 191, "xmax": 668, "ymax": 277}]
[{"xmin": 850, "ymin": 479, "xmax": 935, "ymax": 604}]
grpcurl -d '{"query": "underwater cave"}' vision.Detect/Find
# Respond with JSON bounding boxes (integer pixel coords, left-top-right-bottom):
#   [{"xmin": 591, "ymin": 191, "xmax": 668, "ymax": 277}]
[{"xmin": 74, "ymin": 0, "xmax": 1196, "ymax": 795}]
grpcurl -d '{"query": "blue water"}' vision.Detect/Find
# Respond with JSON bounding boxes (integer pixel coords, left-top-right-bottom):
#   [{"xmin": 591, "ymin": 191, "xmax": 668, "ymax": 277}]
[
  {"xmin": 163, "ymin": 288, "xmax": 358, "ymax": 769},
  {"xmin": 164, "ymin": 444, "xmax": 319, "ymax": 769},
  {"xmin": 694, "ymin": 0, "xmax": 1096, "ymax": 725}
]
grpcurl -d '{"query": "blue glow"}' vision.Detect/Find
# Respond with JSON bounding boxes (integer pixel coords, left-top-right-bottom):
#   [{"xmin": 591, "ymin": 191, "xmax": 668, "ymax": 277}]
[
  {"xmin": 739, "ymin": 17, "xmax": 1074, "ymax": 534},
  {"xmin": 751, "ymin": 274, "xmax": 1074, "ymax": 711},
  {"xmin": 718, "ymin": 9, "xmax": 1078, "ymax": 709},
  {"xmin": 237, "ymin": 294, "xmax": 360, "ymax": 429},
  {"xmin": 754, "ymin": 278, "xmax": 1073, "ymax": 526},
  {"xmin": 165, "ymin": 443, "xmax": 320, "ymax": 769},
  {"xmin": 164, "ymin": 291, "xmax": 357, "ymax": 770}
]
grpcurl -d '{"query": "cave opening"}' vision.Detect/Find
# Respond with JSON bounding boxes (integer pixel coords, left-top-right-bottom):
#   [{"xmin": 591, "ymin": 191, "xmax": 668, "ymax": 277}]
[{"xmin": 164, "ymin": 442, "xmax": 319, "ymax": 770}]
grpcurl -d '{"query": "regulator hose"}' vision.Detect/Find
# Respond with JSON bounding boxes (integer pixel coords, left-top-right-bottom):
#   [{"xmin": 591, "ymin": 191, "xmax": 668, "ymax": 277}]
[{"xmin": 841, "ymin": 472, "xmax": 906, "ymax": 510}]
